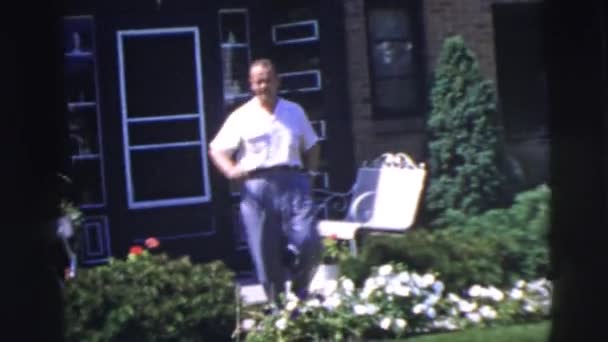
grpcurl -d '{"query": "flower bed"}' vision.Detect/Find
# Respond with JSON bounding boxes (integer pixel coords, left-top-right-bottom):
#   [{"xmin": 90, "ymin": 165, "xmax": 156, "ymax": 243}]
[{"xmin": 239, "ymin": 263, "xmax": 552, "ymax": 341}]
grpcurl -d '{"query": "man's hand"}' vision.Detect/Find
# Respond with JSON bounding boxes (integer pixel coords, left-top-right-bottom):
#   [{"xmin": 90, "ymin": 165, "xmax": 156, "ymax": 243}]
[
  {"xmin": 209, "ymin": 148, "xmax": 247, "ymax": 180},
  {"xmin": 226, "ymin": 165, "xmax": 248, "ymax": 180}
]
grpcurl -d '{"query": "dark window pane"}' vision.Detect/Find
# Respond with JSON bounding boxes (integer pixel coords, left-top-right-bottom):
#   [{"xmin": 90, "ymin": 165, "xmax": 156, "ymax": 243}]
[
  {"xmin": 68, "ymin": 106, "xmax": 99, "ymax": 155},
  {"xmin": 368, "ymin": 9, "xmax": 411, "ymax": 40},
  {"xmin": 221, "ymin": 46, "xmax": 250, "ymax": 99},
  {"xmin": 219, "ymin": 12, "xmax": 248, "ymax": 44},
  {"xmin": 374, "ymin": 78, "xmax": 419, "ymax": 114},
  {"xmin": 73, "ymin": 158, "xmax": 103, "ymax": 205},
  {"xmin": 123, "ymin": 33, "xmax": 198, "ymax": 117},
  {"xmin": 274, "ymin": 21, "xmax": 317, "ymax": 42},
  {"xmin": 129, "ymin": 119, "xmax": 200, "ymax": 146},
  {"xmin": 279, "ymin": 71, "xmax": 320, "ymax": 92},
  {"xmin": 371, "ymin": 41, "xmax": 413, "ymax": 78},
  {"xmin": 131, "ymin": 147, "xmax": 204, "ymax": 201}
]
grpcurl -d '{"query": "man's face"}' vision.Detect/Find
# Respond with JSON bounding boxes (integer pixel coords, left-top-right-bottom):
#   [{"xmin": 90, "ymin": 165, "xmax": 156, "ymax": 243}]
[{"xmin": 249, "ymin": 65, "xmax": 279, "ymax": 104}]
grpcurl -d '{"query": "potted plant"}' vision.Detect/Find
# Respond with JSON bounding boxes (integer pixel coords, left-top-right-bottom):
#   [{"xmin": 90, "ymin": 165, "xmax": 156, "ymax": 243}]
[{"xmin": 309, "ymin": 234, "xmax": 350, "ymax": 291}]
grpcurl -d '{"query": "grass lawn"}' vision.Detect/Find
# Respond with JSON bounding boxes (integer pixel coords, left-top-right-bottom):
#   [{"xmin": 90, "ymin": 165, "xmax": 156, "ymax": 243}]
[{"xmin": 391, "ymin": 321, "xmax": 550, "ymax": 342}]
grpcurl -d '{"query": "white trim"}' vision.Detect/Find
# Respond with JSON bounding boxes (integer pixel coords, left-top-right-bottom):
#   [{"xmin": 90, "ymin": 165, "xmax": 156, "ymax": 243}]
[
  {"xmin": 127, "ymin": 113, "xmax": 199, "ymax": 123},
  {"xmin": 218, "ymin": 8, "xmax": 248, "ymax": 14},
  {"xmin": 272, "ymin": 20, "xmax": 319, "ymax": 45},
  {"xmin": 218, "ymin": 8, "xmax": 251, "ymax": 104},
  {"xmin": 128, "ymin": 196, "xmax": 212, "ymax": 210},
  {"xmin": 72, "ymin": 153, "xmax": 100, "ymax": 160},
  {"xmin": 116, "ymin": 27, "xmax": 212, "ymax": 210},
  {"xmin": 64, "ymin": 15, "xmax": 107, "ymax": 208},
  {"xmin": 133, "ymin": 230, "xmax": 217, "ymax": 243},
  {"xmin": 83, "ymin": 221, "xmax": 104, "ymax": 256},
  {"xmin": 130, "ymin": 141, "xmax": 201, "ymax": 151},
  {"xmin": 81, "ymin": 215, "xmax": 112, "ymax": 264}
]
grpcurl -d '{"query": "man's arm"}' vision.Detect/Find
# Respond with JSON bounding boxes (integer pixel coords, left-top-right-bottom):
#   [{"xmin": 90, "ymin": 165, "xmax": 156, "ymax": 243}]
[
  {"xmin": 302, "ymin": 143, "xmax": 320, "ymax": 173},
  {"xmin": 208, "ymin": 148, "xmax": 248, "ymax": 180}
]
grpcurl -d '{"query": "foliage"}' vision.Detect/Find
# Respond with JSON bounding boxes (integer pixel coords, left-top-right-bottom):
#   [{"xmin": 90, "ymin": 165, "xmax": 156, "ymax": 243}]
[
  {"xmin": 63, "ymin": 243, "xmax": 236, "ymax": 342},
  {"xmin": 240, "ymin": 263, "xmax": 552, "ymax": 341},
  {"xmin": 424, "ymin": 35, "xmax": 512, "ymax": 225},
  {"xmin": 343, "ymin": 184, "xmax": 550, "ymax": 292},
  {"xmin": 321, "ymin": 234, "xmax": 351, "ymax": 264}
]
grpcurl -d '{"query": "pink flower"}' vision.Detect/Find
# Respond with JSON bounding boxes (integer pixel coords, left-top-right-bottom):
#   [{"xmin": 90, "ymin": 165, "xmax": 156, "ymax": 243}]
[
  {"xmin": 144, "ymin": 237, "xmax": 160, "ymax": 249},
  {"xmin": 129, "ymin": 245, "xmax": 144, "ymax": 256}
]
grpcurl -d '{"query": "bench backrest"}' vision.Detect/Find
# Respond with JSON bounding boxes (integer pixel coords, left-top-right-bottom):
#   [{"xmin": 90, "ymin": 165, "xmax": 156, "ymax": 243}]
[{"xmin": 345, "ymin": 153, "xmax": 426, "ymax": 231}]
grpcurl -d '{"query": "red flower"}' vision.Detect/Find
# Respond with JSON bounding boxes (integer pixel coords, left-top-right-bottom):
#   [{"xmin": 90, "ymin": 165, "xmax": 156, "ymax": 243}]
[
  {"xmin": 144, "ymin": 237, "xmax": 160, "ymax": 249},
  {"xmin": 328, "ymin": 234, "xmax": 338, "ymax": 240},
  {"xmin": 129, "ymin": 245, "xmax": 144, "ymax": 256}
]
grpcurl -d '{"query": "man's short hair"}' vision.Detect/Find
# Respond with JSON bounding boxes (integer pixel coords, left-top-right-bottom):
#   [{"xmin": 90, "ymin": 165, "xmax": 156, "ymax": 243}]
[{"xmin": 250, "ymin": 58, "xmax": 277, "ymax": 75}]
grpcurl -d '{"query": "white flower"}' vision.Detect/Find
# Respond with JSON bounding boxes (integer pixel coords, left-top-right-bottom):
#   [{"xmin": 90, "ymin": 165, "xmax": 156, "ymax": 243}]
[
  {"xmin": 466, "ymin": 312, "xmax": 482, "ymax": 323},
  {"xmin": 395, "ymin": 318, "xmax": 407, "ymax": 330},
  {"xmin": 323, "ymin": 280, "xmax": 338, "ymax": 297},
  {"xmin": 285, "ymin": 300, "xmax": 298, "ymax": 312},
  {"xmin": 275, "ymin": 317, "xmax": 287, "ymax": 330},
  {"xmin": 360, "ymin": 289, "xmax": 373, "ymax": 300},
  {"xmin": 241, "ymin": 318, "xmax": 256, "ymax": 331},
  {"xmin": 394, "ymin": 284, "xmax": 411, "ymax": 297},
  {"xmin": 354, "ymin": 304, "xmax": 368, "ymax": 315},
  {"xmin": 374, "ymin": 276, "xmax": 387, "ymax": 287},
  {"xmin": 306, "ymin": 298, "xmax": 321, "ymax": 307},
  {"xmin": 468, "ymin": 284, "xmax": 483, "ymax": 297},
  {"xmin": 434, "ymin": 318, "xmax": 459, "ymax": 331},
  {"xmin": 341, "ymin": 278, "xmax": 355, "ymax": 293},
  {"xmin": 380, "ymin": 317, "xmax": 392, "ymax": 330},
  {"xmin": 449, "ymin": 307, "xmax": 459, "ymax": 316},
  {"xmin": 365, "ymin": 303, "xmax": 380, "ymax": 315},
  {"xmin": 458, "ymin": 300, "xmax": 477, "ymax": 313},
  {"xmin": 432, "ymin": 281, "xmax": 445, "ymax": 294},
  {"xmin": 523, "ymin": 303, "xmax": 537, "ymax": 312},
  {"xmin": 412, "ymin": 273, "xmax": 424, "ymax": 288},
  {"xmin": 509, "ymin": 288, "xmax": 524, "ymax": 300},
  {"xmin": 412, "ymin": 303, "xmax": 427, "ymax": 314},
  {"xmin": 378, "ymin": 264, "xmax": 394, "ymax": 276},
  {"xmin": 384, "ymin": 284, "xmax": 395, "ymax": 295},
  {"xmin": 421, "ymin": 274, "xmax": 436, "ymax": 288},
  {"xmin": 447, "ymin": 293, "xmax": 461, "ymax": 303},
  {"xmin": 323, "ymin": 295, "xmax": 342, "ymax": 310},
  {"xmin": 423, "ymin": 294, "xmax": 440, "ymax": 306},
  {"xmin": 285, "ymin": 290, "xmax": 299, "ymax": 303},
  {"xmin": 398, "ymin": 271, "xmax": 411, "ymax": 283},
  {"xmin": 487, "ymin": 286, "xmax": 504, "ymax": 301},
  {"xmin": 515, "ymin": 280, "xmax": 526, "ymax": 288},
  {"xmin": 364, "ymin": 278, "xmax": 379, "ymax": 292},
  {"xmin": 425, "ymin": 307, "xmax": 437, "ymax": 319},
  {"xmin": 479, "ymin": 305, "xmax": 497, "ymax": 319}
]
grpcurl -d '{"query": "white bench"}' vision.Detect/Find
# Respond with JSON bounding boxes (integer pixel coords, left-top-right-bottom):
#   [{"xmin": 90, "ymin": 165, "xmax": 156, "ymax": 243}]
[{"xmin": 316, "ymin": 153, "xmax": 427, "ymax": 255}]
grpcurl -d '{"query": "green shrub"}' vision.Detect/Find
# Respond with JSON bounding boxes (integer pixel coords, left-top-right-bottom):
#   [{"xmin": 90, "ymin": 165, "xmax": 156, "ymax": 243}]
[
  {"xmin": 64, "ymin": 251, "xmax": 236, "ymax": 341},
  {"xmin": 345, "ymin": 185, "xmax": 550, "ymax": 292},
  {"xmin": 424, "ymin": 35, "xmax": 512, "ymax": 226},
  {"xmin": 347, "ymin": 228, "xmax": 504, "ymax": 293}
]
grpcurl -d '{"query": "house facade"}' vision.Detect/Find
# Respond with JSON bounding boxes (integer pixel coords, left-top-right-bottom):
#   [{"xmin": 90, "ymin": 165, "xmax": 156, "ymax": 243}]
[{"xmin": 61, "ymin": 0, "xmax": 548, "ymax": 275}]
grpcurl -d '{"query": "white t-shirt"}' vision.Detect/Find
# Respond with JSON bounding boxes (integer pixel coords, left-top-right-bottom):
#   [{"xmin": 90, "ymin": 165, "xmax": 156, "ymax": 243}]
[{"xmin": 209, "ymin": 97, "xmax": 319, "ymax": 172}]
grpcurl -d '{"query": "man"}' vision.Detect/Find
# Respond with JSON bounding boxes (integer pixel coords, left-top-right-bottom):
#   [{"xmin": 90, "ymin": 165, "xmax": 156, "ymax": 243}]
[{"xmin": 209, "ymin": 58, "xmax": 322, "ymax": 303}]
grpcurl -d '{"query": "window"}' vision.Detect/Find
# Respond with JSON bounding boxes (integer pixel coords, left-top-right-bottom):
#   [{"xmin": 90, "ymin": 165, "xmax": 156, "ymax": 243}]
[{"xmin": 366, "ymin": 0, "xmax": 424, "ymax": 120}]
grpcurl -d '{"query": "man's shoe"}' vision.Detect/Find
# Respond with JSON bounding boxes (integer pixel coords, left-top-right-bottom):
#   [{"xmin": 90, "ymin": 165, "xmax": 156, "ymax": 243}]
[{"xmin": 283, "ymin": 244, "xmax": 301, "ymax": 270}]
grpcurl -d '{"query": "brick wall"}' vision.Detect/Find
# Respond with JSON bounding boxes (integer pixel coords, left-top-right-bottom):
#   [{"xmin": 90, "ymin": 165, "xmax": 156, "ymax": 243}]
[
  {"xmin": 343, "ymin": 0, "xmax": 426, "ymax": 166},
  {"xmin": 342, "ymin": 0, "xmax": 541, "ymax": 167}
]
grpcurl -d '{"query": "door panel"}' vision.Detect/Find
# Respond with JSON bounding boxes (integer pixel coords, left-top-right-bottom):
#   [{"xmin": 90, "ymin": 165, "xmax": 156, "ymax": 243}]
[
  {"xmin": 116, "ymin": 27, "xmax": 211, "ymax": 209},
  {"xmin": 96, "ymin": 12, "xmax": 229, "ymax": 262}
]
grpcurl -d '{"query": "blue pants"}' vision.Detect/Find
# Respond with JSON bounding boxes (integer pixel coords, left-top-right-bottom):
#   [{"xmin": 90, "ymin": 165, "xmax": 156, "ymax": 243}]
[{"xmin": 240, "ymin": 169, "xmax": 322, "ymax": 302}]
